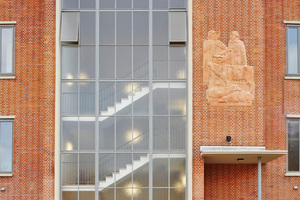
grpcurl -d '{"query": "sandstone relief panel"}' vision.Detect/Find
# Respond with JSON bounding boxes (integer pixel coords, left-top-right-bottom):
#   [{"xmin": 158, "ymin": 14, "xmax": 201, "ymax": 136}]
[{"xmin": 203, "ymin": 31, "xmax": 255, "ymax": 105}]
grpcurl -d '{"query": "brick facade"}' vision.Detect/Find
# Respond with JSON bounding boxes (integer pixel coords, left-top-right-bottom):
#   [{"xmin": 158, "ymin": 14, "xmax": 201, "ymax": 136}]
[
  {"xmin": 0, "ymin": 0, "xmax": 55, "ymax": 199},
  {"xmin": 193, "ymin": 0, "xmax": 300, "ymax": 199}
]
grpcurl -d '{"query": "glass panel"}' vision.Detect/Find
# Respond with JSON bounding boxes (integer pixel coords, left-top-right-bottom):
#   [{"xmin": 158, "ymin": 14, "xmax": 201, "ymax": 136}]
[
  {"xmin": 100, "ymin": 0, "xmax": 115, "ymax": 9},
  {"xmin": 288, "ymin": 119, "xmax": 299, "ymax": 171},
  {"xmin": 62, "ymin": 120, "xmax": 78, "ymax": 150},
  {"xmin": 0, "ymin": 122, "xmax": 13, "ymax": 172},
  {"xmin": 116, "ymin": 0, "xmax": 132, "ymax": 9},
  {"xmin": 79, "ymin": 83, "xmax": 95, "ymax": 115},
  {"xmin": 80, "ymin": 12, "xmax": 96, "ymax": 45},
  {"xmin": 153, "ymin": 189, "xmax": 168, "ymax": 200},
  {"xmin": 1, "ymin": 28, "xmax": 13, "ymax": 74},
  {"xmin": 99, "ymin": 82, "xmax": 115, "ymax": 115},
  {"xmin": 170, "ymin": 0, "xmax": 186, "ymax": 9},
  {"xmin": 79, "ymin": 191, "xmax": 95, "ymax": 200},
  {"xmin": 133, "ymin": 82, "xmax": 149, "ymax": 115},
  {"xmin": 116, "ymin": 82, "xmax": 132, "ymax": 115},
  {"xmin": 133, "ymin": 0, "xmax": 149, "ymax": 9},
  {"xmin": 133, "ymin": 12, "xmax": 149, "ymax": 45},
  {"xmin": 62, "ymin": 46, "xmax": 78, "ymax": 79},
  {"xmin": 116, "ymin": 46, "xmax": 132, "ymax": 79},
  {"xmin": 99, "ymin": 117, "xmax": 115, "ymax": 150},
  {"xmin": 170, "ymin": 46, "xmax": 186, "ymax": 79},
  {"xmin": 133, "ymin": 46, "xmax": 149, "ymax": 79},
  {"xmin": 62, "ymin": 191, "xmax": 78, "ymax": 200},
  {"xmin": 99, "ymin": 12, "xmax": 115, "ymax": 45},
  {"xmin": 61, "ymin": 12, "xmax": 79, "ymax": 42},
  {"xmin": 170, "ymin": 117, "xmax": 186, "ymax": 149},
  {"xmin": 153, "ymin": 82, "xmax": 169, "ymax": 115},
  {"xmin": 153, "ymin": 0, "xmax": 168, "ymax": 9},
  {"xmin": 133, "ymin": 188, "xmax": 149, "ymax": 200},
  {"xmin": 288, "ymin": 27, "xmax": 298, "ymax": 74},
  {"xmin": 79, "ymin": 154, "xmax": 95, "ymax": 185},
  {"xmin": 133, "ymin": 117, "xmax": 149, "ymax": 150},
  {"xmin": 116, "ymin": 154, "xmax": 132, "ymax": 187},
  {"xmin": 170, "ymin": 188, "xmax": 185, "ymax": 200},
  {"xmin": 62, "ymin": 82, "xmax": 78, "ymax": 116},
  {"xmin": 80, "ymin": 0, "xmax": 95, "ymax": 9},
  {"xmin": 62, "ymin": 154, "xmax": 78, "ymax": 186},
  {"xmin": 116, "ymin": 117, "xmax": 132, "ymax": 150},
  {"xmin": 79, "ymin": 120, "xmax": 95, "ymax": 150},
  {"xmin": 80, "ymin": 46, "xmax": 95, "ymax": 79},
  {"xmin": 99, "ymin": 154, "xmax": 115, "ymax": 186},
  {"xmin": 116, "ymin": 188, "xmax": 132, "ymax": 200},
  {"xmin": 153, "ymin": 12, "xmax": 168, "ymax": 45},
  {"xmin": 116, "ymin": 12, "xmax": 132, "ymax": 45},
  {"xmin": 153, "ymin": 117, "xmax": 169, "ymax": 150},
  {"xmin": 99, "ymin": 188, "xmax": 115, "ymax": 199},
  {"xmin": 99, "ymin": 46, "xmax": 115, "ymax": 78},
  {"xmin": 133, "ymin": 154, "xmax": 149, "ymax": 187},
  {"xmin": 153, "ymin": 46, "xmax": 168, "ymax": 79},
  {"xmin": 62, "ymin": 0, "xmax": 79, "ymax": 9},
  {"xmin": 153, "ymin": 155, "xmax": 168, "ymax": 187},
  {"xmin": 170, "ymin": 82, "xmax": 186, "ymax": 115},
  {"xmin": 170, "ymin": 157, "xmax": 186, "ymax": 187}
]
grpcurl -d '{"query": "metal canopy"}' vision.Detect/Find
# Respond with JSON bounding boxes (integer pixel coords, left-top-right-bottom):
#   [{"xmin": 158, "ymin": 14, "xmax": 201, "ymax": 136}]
[{"xmin": 200, "ymin": 146, "xmax": 287, "ymax": 164}]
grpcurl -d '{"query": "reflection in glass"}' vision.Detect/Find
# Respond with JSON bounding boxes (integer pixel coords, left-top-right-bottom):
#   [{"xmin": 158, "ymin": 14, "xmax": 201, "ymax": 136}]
[
  {"xmin": 0, "ymin": 122, "xmax": 13, "ymax": 172},
  {"xmin": 288, "ymin": 119, "xmax": 299, "ymax": 171},
  {"xmin": 80, "ymin": 46, "xmax": 95, "ymax": 79},
  {"xmin": 116, "ymin": 188, "xmax": 132, "ymax": 200},
  {"xmin": 62, "ymin": 46, "xmax": 78, "ymax": 79},
  {"xmin": 288, "ymin": 28, "xmax": 298, "ymax": 74},
  {"xmin": 62, "ymin": 154, "xmax": 78, "ymax": 186},
  {"xmin": 153, "ymin": 156, "xmax": 168, "ymax": 187},
  {"xmin": 79, "ymin": 154, "xmax": 95, "ymax": 185},
  {"xmin": 80, "ymin": 12, "xmax": 96, "ymax": 45},
  {"xmin": 62, "ymin": 120, "xmax": 78, "ymax": 150},
  {"xmin": 170, "ymin": 188, "xmax": 186, "ymax": 200},
  {"xmin": 170, "ymin": 157, "xmax": 186, "ymax": 187},
  {"xmin": 79, "ymin": 121, "xmax": 95, "ymax": 150},
  {"xmin": 1, "ymin": 28, "xmax": 13, "ymax": 74},
  {"xmin": 99, "ymin": 12, "xmax": 115, "ymax": 45}
]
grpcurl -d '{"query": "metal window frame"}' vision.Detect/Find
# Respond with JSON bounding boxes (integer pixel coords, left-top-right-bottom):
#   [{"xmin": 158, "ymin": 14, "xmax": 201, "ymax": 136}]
[
  {"xmin": 0, "ymin": 119, "xmax": 14, "ymax": 174},
  {"xmin": 0, "ymin": 25, "xmax": 15, "ymax": 76}
]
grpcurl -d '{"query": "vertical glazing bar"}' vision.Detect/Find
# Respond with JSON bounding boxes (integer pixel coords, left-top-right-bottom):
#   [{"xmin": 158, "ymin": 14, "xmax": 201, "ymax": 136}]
[
  {"xmin": 149, "ymin": 0, "xmax": 153, "ymax": 199},
  {"xmin": 95, "ymin": 0, "xmax": 100, "ymax": 199}
]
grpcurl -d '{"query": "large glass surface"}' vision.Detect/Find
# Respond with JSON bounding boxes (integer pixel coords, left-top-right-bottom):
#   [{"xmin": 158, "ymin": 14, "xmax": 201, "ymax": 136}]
[
  {"xmin": 288, "ymin": 119, "xmax": 299, "ymax": 171},
  {"xmin": 80, "ymin": 12, "xmax": 96, "ymax": 45},
  {"xmin": 61, "ymin": 2, "xmax": 188, "ymax": 198},
  {"xmin": 62, "ymin": 46, "xmax": 78, "ymax": 79},
  {"xmin": 0, "ymin": 122, "xmax": 13, "ymax": 172},
  {"xmin": 287, "ymin": 27, "xmax": 298, "ymax": 74},
  {"xmin": 99, "ymin": 12, "xmax": 115, "ymax": 45},
  {"xmin": 1, "ymin": 28, "xmax": 13, "ymax": 74}
]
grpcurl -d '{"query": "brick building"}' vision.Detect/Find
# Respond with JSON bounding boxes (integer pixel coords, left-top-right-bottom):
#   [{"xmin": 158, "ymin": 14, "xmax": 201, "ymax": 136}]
[{"xmin": 0, "ymin": 0, "xmax": 300, "ymax": 200}]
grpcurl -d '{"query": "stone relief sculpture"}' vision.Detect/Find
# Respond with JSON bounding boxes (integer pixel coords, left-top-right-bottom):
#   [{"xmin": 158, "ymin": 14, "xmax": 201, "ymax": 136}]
[{"xmin": 203, "ymin": 31, "xmax": 255, "ymax": 105}]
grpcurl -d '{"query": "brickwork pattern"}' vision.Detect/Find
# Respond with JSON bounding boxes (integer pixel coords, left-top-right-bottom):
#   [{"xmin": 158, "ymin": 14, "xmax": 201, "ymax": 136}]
[
  {"xmin": 193, "ymin": 0, "xmax": 300, "ymax": 199},
  {"xmin": 0, "ymin": 0, "xmax": 55, "ymax": 199}
]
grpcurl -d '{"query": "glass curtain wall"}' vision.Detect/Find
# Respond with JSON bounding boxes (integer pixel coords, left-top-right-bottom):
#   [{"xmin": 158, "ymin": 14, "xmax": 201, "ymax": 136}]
[{"xmin": 60, "ymin": 0, "xmax": 188, "ymax": 199}]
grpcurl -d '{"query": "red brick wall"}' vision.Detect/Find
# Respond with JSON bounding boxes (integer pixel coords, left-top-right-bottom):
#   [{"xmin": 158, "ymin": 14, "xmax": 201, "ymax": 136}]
[
  {"xmin": 193, "ymin": 0, "xmax": 300, "ymax": 199},
  {"xmin": 0, "ymin": 0, "xmax": 55, "ymax": 199}
]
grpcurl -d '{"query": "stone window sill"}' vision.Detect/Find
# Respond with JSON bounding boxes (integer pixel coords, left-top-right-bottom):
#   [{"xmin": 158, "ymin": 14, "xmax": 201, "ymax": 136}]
[
  {"xmin": 0, "ymin": 76, "xmax": 15, "ymax": 79},
  {"xmin": 285, "ymin": 172, "xmax": 300, "ymax": 177},
  {"xmin": 0, "ymin": 173, "xmax": 13, "ymax": 177},
  {"xmin": 285, "ymin": 76, "xmax": 300, "ymax": 80}
]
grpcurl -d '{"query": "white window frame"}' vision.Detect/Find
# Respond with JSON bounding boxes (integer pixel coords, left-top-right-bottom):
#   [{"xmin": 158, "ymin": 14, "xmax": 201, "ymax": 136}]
[{"xmin": 0, "ymin": 22, "xmax": 15, "ymax": 77}]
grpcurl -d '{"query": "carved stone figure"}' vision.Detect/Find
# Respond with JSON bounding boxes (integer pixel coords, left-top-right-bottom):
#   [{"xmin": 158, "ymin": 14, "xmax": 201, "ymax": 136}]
[
  {"xmin": 203, "ymin": 31, "xmax": 255, "ymax": 105},
  {"xmin": 226, "ymin": 31, "xmax": 247, "ymax": 66},
  {"xmin": 203, "ymin": 31, "xmax": 228, "ymax": 85}
]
